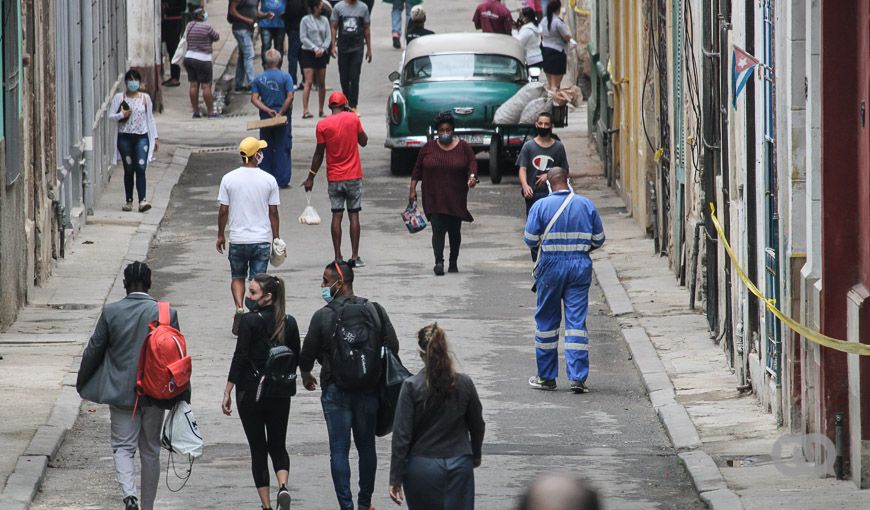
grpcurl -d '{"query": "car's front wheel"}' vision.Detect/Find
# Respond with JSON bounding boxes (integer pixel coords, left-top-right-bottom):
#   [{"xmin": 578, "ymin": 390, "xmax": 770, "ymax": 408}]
[{"xmin": 390, "ymin": 149, "xmax": 418, "ymax": 176}]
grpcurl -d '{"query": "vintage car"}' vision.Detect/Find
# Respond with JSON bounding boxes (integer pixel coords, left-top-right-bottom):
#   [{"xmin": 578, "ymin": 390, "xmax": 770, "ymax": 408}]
[{"xmin": 384, "ymin": 33, "xmax": 531, "ymax": 182}]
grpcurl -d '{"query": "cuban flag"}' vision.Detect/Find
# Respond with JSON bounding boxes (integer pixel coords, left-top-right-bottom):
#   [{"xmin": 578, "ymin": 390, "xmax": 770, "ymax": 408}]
[{"xmin": 732, "ymin": 45, "xmax": 759, "ymax": 108}]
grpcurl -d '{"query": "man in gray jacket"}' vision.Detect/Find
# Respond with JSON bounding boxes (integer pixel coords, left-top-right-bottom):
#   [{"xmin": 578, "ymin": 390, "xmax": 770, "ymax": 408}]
[{"xmin": 76, "ymin": 262, "xmax": 180, "ymax": 510}]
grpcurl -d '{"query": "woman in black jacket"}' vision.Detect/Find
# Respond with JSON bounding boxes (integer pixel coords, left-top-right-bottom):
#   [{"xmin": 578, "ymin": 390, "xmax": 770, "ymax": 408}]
[
  {"xmin": 388, "ymin": 324, "xmax": 486, "ymax": 510},
  {"xmin": 223, "ymin": 273, "xmax": 300, "ymax": 510}
]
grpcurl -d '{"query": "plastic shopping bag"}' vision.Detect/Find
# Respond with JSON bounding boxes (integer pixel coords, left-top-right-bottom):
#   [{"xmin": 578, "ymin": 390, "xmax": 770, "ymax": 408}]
[
  {"xmin": 402, "ymin": 201, "xmax": 427, "ymax": 233},
  {"xmin": 299, "ymin": 192, "xmax": 321, "ymax": 225},
  {"xmin": 161, "ymin": 400, "xmax": 203, "ymax": 458},
  {"xmin": 270, "ymin": 238, "xmax": 287, "ymax": 267}
]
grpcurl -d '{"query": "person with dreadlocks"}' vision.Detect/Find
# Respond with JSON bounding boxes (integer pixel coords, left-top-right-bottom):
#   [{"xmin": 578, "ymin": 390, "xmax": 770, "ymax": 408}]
[
  {"xmin": 388, "ymin": 323, "xmax": 485, "ymax": 510},
  {"xmin": 77, "ymin": 261, "xmax": 183, "ymax": 510},
  {"xmin": 223, "ymin": 273, "xmax": 300, "ymax": 510}
]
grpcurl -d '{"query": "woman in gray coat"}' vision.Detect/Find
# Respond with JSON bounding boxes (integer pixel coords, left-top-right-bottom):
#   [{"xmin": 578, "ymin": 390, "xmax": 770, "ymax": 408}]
[{"xmin": 388, "ymin": 324, "xmax": 485, "ymax": 510}]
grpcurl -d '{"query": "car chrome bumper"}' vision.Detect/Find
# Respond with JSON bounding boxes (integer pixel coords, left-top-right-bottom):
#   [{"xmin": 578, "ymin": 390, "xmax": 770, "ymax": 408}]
[{"xmin": 384, "ymin": 136, "xmax": 428, "ymax": 149}]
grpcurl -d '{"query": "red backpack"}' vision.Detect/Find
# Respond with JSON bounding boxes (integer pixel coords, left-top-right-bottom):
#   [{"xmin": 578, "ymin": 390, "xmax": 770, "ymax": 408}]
[{"xmin": 134, "ymin": 302, "xmax": 192, "ymax": 413}]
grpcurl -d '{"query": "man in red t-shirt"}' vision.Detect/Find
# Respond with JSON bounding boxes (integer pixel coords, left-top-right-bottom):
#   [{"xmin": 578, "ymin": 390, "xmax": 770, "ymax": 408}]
[
  {"xmin": 304, "ymin": 91, "xmax": 369, "ymax": 267},
  {"xmin": 472, "ymin": 0, "xmax": 514, "ymax": 35}
]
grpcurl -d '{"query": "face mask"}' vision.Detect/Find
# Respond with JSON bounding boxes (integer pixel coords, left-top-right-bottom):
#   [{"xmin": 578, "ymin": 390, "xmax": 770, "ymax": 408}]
[
  {"xmin": 321, "ymin": 286, "xmax": 334, "ymax": 303},
  {"xmin": 203, "ymin": 12, "xmax": 209, "ymax": 21},
  {"xmin": 536, "ymin": 126, "xmax": 552, "ymax": 138},
  {"xmin": 437, "ymin": 133, "xmax": 453, "ymax": 145},
  {"xmin": 255, "ymin": 152, "xmax": 264, "ymax": 165},
  {"xmin": 126, "ymin": 80, "xmax": 140, "ymax": 92}
]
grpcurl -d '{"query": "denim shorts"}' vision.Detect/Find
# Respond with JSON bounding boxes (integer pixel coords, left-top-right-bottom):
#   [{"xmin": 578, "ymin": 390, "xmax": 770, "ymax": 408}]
[
  {"xmin": 328, "ymin": 178, "xmax": 363, "ymax": 213},
  {"xmin": 228, "ymin": 242, "xmax": 271, "ymax": 280}
]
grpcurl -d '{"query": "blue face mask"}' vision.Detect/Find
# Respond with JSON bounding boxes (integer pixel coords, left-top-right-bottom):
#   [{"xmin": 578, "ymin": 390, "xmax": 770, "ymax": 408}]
[
  {"xmin": 321, "ymin": 286, "xmax": 334, "ymax": 303},
  {"xmin": 126, "ymin": 80, "xmax": 140, "ymax": 92},
  {"xmin": 203, "ymin": 12, "xmax": 209, "ymax": 21}
]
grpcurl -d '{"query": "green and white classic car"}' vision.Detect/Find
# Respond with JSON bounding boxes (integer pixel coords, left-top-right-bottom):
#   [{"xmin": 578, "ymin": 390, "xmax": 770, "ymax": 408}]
[{"xmin": 384, "ymin": 33, "xmax": 532, "ymax": 181}]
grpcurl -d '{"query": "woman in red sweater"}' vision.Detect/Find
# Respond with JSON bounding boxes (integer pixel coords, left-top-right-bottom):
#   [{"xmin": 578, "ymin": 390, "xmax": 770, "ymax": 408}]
[{"xmin": 408, "ymin": 112, "xmax": 478, "ymax": 275}]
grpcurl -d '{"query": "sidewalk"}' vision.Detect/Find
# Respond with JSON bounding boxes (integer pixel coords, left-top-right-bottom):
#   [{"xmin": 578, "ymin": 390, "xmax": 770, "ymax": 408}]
[
  {"xmin": 564, "ymin": 106, "xmax": 870, "ymax": 508},
  {"xmin": 0, "ymin": 6, "xmax": 240, "ymax": 508}
]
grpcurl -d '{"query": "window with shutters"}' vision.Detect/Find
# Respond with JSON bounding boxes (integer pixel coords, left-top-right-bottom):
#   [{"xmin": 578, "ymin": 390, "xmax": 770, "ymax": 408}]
[{"xmin": 1, "ymin": 0, "xmax": 20, "ymax": 186}]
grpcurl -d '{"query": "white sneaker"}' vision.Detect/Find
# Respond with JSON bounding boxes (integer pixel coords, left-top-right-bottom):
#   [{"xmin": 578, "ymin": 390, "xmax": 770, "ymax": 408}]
[
  {"xmin": 122, "ymin": 201, "xmax": 133, "ymax": 212},
  {"xmin": 138, "ymin": 200, "xmax": 151, "ymax": 212}
]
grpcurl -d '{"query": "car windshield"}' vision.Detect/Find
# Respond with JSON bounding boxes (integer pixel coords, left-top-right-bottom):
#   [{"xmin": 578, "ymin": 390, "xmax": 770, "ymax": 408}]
[{"xmin": 404, "ymin": 54, "xmax": 524, "ymax": 83}]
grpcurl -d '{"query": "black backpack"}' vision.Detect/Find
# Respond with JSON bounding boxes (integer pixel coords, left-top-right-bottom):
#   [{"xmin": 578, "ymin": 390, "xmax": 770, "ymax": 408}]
[
  {"xmin": 328, "ymin": 298, "xmax": 383, "ymax": 391},
  {"xmin": 253, "ymin": 315, "xmax": 298, "ymax": 401}
]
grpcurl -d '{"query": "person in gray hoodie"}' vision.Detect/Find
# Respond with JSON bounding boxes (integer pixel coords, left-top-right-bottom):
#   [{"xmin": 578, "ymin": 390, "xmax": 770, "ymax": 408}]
[{"xmin": 76, "ymin": 262, "xmax": 181, "ymax": 510}]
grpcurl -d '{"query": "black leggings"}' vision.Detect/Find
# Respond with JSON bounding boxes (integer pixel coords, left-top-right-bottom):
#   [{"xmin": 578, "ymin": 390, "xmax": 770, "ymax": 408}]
[
  {"xmin": 337, "ymin": 49, "xmax": 364, "ymax": 108},
  {"xmin": 237, "ymin": 388, "xmax": 291, "ymax": 488},
  {"xmin": 429, "ymin": 213, "xmax": 462, "ymax": 265}
]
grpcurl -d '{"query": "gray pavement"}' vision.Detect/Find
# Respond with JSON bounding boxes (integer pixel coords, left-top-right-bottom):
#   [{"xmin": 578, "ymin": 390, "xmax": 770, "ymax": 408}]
[{"xmin": 25, "ymin": 2, "xmax": 704, "ymax": 509}]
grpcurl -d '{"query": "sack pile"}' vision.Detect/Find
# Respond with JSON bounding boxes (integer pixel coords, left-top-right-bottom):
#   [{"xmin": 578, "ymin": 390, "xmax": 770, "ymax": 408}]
[{"xmin": 493, "ymin": 82, "xmax": 547, "ymax": 125}]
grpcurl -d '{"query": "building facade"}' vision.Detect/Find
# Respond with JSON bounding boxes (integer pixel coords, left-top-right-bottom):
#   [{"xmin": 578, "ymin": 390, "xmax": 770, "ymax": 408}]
[{"xmin": 587, "ymin": 0, "xmax": 870, "ymax": 487}]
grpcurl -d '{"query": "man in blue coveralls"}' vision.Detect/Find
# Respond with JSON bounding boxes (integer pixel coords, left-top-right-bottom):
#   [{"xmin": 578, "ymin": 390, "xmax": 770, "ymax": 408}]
[
  {"xmin": 251, "ymin": 48, "xmax": 295, "ymax": 187},
  {"xmin": 523, "ymin": 167, "xmax": 605, "ymax": 394}
]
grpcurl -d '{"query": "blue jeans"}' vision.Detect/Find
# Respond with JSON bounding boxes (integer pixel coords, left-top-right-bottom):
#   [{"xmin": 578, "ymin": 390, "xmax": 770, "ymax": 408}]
[
  {"xmin": 286, "ymin": 30, "xmax": 302, "ymax": 86},
  {"xmin": 321, "ymin": 384, "xmax": 379, "ymax": 510},
  {"xmin": 228, "ymin": 242, "xmax": 271, "ymax": 280},
  {"xmin": 404, "ymin": 455, "xmax": 475, "ymax": 510},
  {"xmin": 391, "ymin": 0, "xmax": 412, "ymax": 35},
  {"xmin": 117, "ymin": 133, "xmax": 149, "ymax": 202},
  {"xmin": 260, "ymin": 27, "xmax": 286, "ymax": 67},
  {"xmin": 233, "ymin": 28, "xmax": 256, "ymax": 88}
]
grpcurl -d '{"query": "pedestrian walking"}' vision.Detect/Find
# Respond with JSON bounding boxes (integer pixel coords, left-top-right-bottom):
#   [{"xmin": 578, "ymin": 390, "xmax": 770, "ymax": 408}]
[
  {"xmin": 183, "ymin": 6, "xmax": 221, "ymax": 118},
  {"xmin": 383, "ymin": 0, "xmax": 420, "ymax": 49},
  {"xmin": 518, "ymin": 474, "xmax": 601, "ymax": 510},
  {"xmin": 300, "ymin": 0, "xmax": 333, "ymax": 118},
  {"xmin": 299, "ymin": 260, "xmax": 401, "ymax": 510},
  {"xmin": 405, "ymin": 5, "xmax": 434, "ymax": 44},
  {"xmin": 161, "ymin": 0, "xmax": 186, "ymax": 87},
  {"xmin": 260, "ymin": 0, "xmax": 287, "ymax": 68},
  {"xmin": 540, "ymin": 0, "xmax": 572, "ymax": 91},
  {"xmin": 216, "ymin": 137, "xmax": 281, "ymax": 335},
  {"xmin": 472, "ymin": 0, "xmax": 513, "ymax": 35},
  {"xmin": 388, "ymin": 323, "xmax": 485, "ymax": 510},
  {"xmin": 523, "ymin": 168, "xmax": 605, "ymax": 393},
  {"xmin": 230, "ymin": 0, "xmax": 273, "ymax": 91},
  {"xmin": 408, "ymin": 112, "xmax": 477, "ymax": 276},
  {"xmin": 517, "ymin": 111, "xmax": 569, "ymax": 261},
  {"xmin": 283, "ymin": 0, "xmax": 308, "ymax": 88},
  {"xmin": 109, "ymin": 69, "xmax": 159, "ymax": 213},
  {"xmin": 251, "ymin": 49, "xmax": 296, "ymax": 187},
  {"xmin": 330, "ymin": 0, "xmax": 373, "ymax": 110},
  {"xmin": 223, "ymin": 273, "xmax": 300, "ymax": 510},
  {"xmin": 303, "ymin": 92, "xmax": 369, "ymax": 267},
  {"xmin": 514, "ymin": 7, "xmax": 543, "ymax": 72},
  {"xmin": 76, "ymin": 262, "xmax": 184, "ymax": 510}
]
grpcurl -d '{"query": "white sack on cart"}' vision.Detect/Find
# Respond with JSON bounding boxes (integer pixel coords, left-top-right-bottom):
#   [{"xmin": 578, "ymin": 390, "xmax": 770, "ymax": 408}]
[{"xmin": 493, "ymin": 82, "xmax": 548, "ymax": 125}]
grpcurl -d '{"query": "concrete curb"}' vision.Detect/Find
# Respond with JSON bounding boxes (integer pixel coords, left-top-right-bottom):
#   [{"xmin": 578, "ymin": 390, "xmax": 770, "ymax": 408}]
[
  {"xmin": 593, "ymin": 250, "xmax": 744, "ymax": 510},
  {"xmin": 0, "ymin": 148, "xmax": 192, "ymax": 508}
]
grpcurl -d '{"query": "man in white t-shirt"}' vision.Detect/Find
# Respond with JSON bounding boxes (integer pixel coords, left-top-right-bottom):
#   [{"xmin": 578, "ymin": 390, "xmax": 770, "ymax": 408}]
[{"xmin": 216, "ymin": 136, "xmax": 281, "ymax": 334}]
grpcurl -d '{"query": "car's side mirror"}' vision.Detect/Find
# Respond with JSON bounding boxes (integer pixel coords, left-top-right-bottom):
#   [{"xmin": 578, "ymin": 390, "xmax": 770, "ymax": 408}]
[{"xmin": 388, "ymin": 71, "xmax": 401, "ymax": 82}]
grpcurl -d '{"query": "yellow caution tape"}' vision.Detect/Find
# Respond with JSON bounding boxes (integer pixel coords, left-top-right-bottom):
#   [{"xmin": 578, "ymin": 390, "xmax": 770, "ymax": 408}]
[{"xmin": 709, "ymin": 203, "xmax": 870, "ymax": 356}]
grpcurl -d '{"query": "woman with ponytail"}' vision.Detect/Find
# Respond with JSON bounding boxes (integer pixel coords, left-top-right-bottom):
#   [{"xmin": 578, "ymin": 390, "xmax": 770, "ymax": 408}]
[
  {"xmin": 539, "ymin": 0, "xmax": 572, "ymax": 91},
  {"xmin": 223, "ymin": 273, "xmax": 300, "ymax": 510},
  {"xmin": 388, "ymin": 324, "xmax": 486, "ymax": 509}
]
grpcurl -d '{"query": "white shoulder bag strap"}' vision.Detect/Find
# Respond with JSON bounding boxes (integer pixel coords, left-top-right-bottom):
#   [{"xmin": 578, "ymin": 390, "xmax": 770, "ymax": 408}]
[{"xmin": 533, "ymin": 192, "xmax": 574, "ymax": 276}]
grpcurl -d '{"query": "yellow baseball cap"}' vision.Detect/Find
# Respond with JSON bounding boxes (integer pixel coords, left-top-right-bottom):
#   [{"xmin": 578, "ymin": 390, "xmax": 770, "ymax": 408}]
[{"xmin": 239, "ymin": 137, "xmax": 268, "ymax": 157}]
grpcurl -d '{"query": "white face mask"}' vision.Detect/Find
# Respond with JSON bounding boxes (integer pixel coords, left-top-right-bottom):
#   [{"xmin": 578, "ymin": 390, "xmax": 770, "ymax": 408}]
[{"xmin": 255, "ymin": 152, "xmax": 264, "ymax": 165}]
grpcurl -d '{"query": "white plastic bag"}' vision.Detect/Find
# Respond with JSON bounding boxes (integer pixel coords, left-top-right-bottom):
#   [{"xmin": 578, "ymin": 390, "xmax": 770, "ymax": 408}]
[
  {"xmin": 299, "ymin": 192, "xmax": 321, "ymax": 225},
  {"xmin": 161, "ymin": 400, "xmax": 203, "ymax": 458},
  {"xmin": 270, "ymin": 238, "xmax": 287, "ymax": 267}
]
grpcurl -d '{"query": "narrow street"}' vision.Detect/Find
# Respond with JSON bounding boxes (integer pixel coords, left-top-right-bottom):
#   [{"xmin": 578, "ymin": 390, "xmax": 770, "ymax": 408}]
[{"xmin": 29, "ymin": 1, "xmax": 703, "ymax": 508}]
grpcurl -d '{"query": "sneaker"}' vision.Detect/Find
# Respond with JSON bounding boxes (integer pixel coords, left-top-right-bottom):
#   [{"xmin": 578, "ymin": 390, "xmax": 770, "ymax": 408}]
[
  {"xmin": 348, "ymin": 257, "xmax": 365, "ymax": 268},
  {"xmin": 192, "ymin": 111, "xmax": 202, "ymax": 118},
  {"xmin": 276, "ymin": 485, "xmax": 291, "ymax": 510},
  {"xmin": 570, "ymin": 380, "xmax": 589, "ymax": 394},
  {"xmin": 448, "ymin": 263, "xmax": 458, "ymax": 273},
  {"xmin": 138, "ymin": 200, "xmax": 151, "ymax": 212},
  {"xmin": 528, "ymin": 376, "xmax": 557, "ymax": 391},
  {"xmin": 162, "ymin": 78, "xmax": 181, "ymax": 87},
  {"xmin": 123, "ymin": 496, "xmax": 139, "ymax": 510},
  {"xmin": 433, "ymin": 263, "xmax": 444, "ymax": 276},
  {"xmin": 207, "ymin": 112, "xmax": 222, "ymax": 119},
  {"xmin": 392, "ymin": 34, "xmax": 401, "ymax": 49},
  {"xmin": 232, "ymin": 309, "xmax": 244, "ymax": 336},
  {"xmin": 122, "ymin": 201, "xmax": 133, "ymax": 212},
  {"xmin": 358, "ymin": 506, "xmax": 374, "ymax": 510}
]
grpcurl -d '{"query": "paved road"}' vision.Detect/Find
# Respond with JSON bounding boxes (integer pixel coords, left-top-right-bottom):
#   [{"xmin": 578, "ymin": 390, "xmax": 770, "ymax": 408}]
[{"xmin": 31, "ymin": 2, "xmax": 704, "ymax": 509}]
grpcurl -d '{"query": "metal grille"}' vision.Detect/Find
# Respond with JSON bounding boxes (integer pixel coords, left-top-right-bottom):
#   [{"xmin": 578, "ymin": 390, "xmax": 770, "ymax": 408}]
[
  {"xmin": 672, "ymin": 0, "xmax": 685, "ymax": 271},
  {"xmin": 656, "ymin": 0, "xmax": 670, "ymax": 254},
  {"xmin": 762, "ymin": 0, "xmax": 781, "ymax": 382}
]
